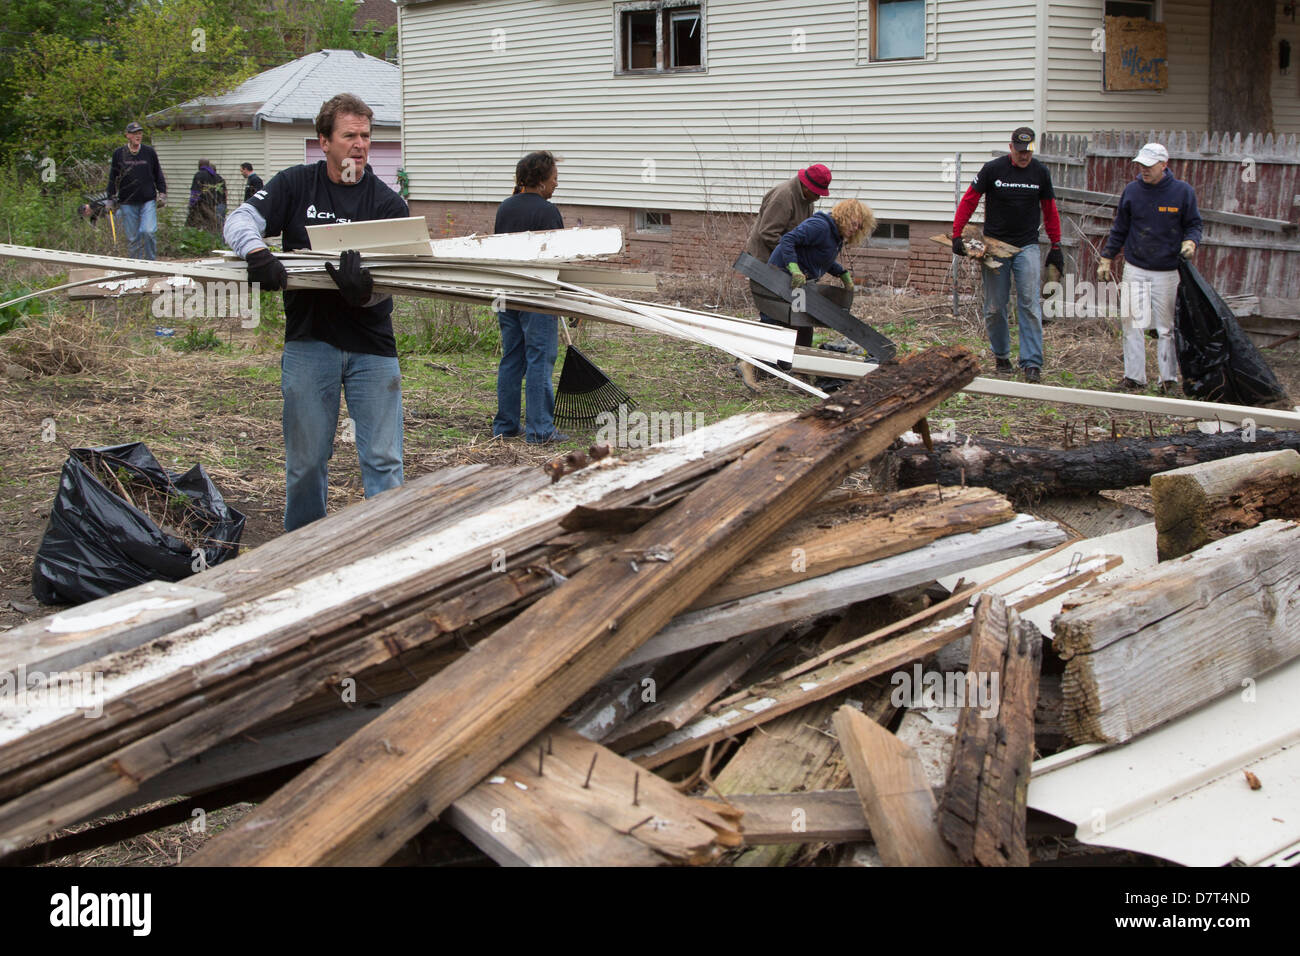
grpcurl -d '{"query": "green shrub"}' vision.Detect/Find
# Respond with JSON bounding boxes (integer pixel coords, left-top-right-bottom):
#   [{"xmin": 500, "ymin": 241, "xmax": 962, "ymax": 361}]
[{"xmin": 172, "ymin": 325, "xmax": 222, "ymax": 352}]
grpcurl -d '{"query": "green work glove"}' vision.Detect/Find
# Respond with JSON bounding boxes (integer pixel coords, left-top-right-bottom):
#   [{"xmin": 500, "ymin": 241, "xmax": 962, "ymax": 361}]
[
  {"xmin": 840, "ymin": 272, "xmax": 854, "ymax": 290},
  {"xmin": 787, "ymin": 262, "xmax": 806, "ymax": 289}
]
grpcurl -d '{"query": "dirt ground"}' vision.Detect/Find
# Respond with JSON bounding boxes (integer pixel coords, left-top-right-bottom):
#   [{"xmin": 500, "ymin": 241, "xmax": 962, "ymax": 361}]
[{"xmin": 3, "ymin": 266, "xmax": 1299, "ymax": 865}]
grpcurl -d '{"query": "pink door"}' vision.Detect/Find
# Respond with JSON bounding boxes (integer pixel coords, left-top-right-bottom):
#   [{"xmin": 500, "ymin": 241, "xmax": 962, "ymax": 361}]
[{"xmin": 305, "ymin": 139, "xmax": 402, "ymax": 192}]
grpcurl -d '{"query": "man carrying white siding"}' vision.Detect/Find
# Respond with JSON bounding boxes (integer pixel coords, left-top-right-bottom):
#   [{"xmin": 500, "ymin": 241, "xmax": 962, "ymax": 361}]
[
  {"xmin": 1097, "ymin": 142, "xmax": 1203, "ymax": 395},
  {"xmin": 739, "ymin": 164, "xmax": 833, "ymax": 388}
]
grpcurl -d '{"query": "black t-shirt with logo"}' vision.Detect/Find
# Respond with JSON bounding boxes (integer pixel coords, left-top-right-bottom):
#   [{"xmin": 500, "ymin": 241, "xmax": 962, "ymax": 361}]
[
  {"xmin": 970, "ymin": 155, "xmax": 1055, "ymax": 248},
  {"xmin": 248, "ymin": 160, "xmax": 408, "ymax": 356}
]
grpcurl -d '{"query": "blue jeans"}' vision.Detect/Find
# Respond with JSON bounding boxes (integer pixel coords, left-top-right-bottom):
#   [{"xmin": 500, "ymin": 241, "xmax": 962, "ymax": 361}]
[
  {"xmin": 494, "ymin": 310, "xmax": 559, "ymax": 442},
  {"xmin": 116, "ymin": 200, "xmax": 157, "ymax": 260},
  {"xmin": 982, "ymin": 245, "xmax": 1043, "ymax": 369},
  {"xmin": 281, "ymin": 339, "xmax": 404, "ymax": 531}
]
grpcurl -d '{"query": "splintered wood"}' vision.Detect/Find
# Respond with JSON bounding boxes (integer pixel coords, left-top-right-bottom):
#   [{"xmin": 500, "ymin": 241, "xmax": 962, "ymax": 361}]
[{"xmin": 936, "ymin": 593, "xmax": 1041, "ymax": 867}]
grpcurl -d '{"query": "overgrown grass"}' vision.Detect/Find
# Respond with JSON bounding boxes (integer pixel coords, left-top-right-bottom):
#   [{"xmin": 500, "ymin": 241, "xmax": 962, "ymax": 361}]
[{"xmin": 394, "ymin": 299, "xmax": 501, "ymax": 355}]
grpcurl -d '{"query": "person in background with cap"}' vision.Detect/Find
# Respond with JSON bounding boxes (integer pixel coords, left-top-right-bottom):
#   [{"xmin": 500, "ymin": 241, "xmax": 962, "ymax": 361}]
[
  {"xmin": 739, "ymin": 164, "xmax": 833, "ymax": 388},
  {"xmin": 951, "ymin": 127, "xmax": 1063, "ymax": 384},
  {"xmin": 1097, "ymin": 142, "xmax": 1203, "ymax": 395},
  {"xmin": 106, "ymin": 121, "xmax": 167, "ymax": 260}
]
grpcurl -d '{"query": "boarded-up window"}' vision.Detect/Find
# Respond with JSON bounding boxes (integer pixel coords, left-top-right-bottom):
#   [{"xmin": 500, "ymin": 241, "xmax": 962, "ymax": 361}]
[{"xmin": 1104, "ymin": 13, "xmax": 1168, "ymax": 91}]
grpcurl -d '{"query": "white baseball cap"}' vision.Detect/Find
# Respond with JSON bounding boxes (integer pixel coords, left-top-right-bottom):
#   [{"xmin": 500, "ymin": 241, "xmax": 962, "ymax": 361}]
[{"xmin": 1133, "ymin": 143, "xmax": 1169, "ymax": 166}]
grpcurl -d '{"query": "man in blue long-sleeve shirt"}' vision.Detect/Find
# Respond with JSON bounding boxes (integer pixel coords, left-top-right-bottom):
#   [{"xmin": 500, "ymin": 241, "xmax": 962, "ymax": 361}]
[{"xmin": 1098, "ymin": 142, "xmax": 1203, "ymax": 394}]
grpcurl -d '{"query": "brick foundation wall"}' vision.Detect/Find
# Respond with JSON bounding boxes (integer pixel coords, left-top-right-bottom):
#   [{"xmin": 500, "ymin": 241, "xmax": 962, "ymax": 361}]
[{"xmin": 409, "ymin": 199, "xmax": 976, "ymax": 295}]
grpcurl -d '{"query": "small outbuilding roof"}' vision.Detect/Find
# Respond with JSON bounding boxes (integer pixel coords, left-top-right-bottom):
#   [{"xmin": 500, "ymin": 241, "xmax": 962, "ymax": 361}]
[{"xmin": 147, "ymin": 50, "xmax": 400, "ymax": 129}]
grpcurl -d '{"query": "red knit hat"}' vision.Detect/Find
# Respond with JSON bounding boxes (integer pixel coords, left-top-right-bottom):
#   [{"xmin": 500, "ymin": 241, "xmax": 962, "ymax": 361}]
[{"xmin": 798, "ymin": 164, "xmax": 832, "ymax": 197}]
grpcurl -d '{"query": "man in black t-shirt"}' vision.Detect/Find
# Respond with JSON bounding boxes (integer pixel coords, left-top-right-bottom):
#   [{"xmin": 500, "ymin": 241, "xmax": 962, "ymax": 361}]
[
  {"xmin": 951, "ymin": 127, "xmax": 1064, "ymax": 383},
  {"xmin": 106, "ymin": 121, "xmax": 167, "ymax": 260},
  {"xmin": 223, "ymin": 93, "xmax": 409, "ymax": 531},
  {"xmin": 491, "ymin": 151, "xmax": 568, "ymax": 443}
]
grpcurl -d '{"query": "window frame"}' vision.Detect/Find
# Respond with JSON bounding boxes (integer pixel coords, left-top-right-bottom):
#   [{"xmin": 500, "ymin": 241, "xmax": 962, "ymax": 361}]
[
  {"xmin": 614, "ymin": 1, "xmax": 707, "ymax": 76},
  {"xmin": 870, "ymin": 0, "xmax": 927, "ymax": 63},
  {"xmin": 634, "ymin": 210, "xmax": 673, "ymax": 234}
]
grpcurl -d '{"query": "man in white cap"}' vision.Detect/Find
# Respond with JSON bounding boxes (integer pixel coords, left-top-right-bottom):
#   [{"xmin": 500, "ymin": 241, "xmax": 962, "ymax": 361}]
[{"xmin": 1097, "ymin": 142, "xmax": 1203, "ymax": 395}]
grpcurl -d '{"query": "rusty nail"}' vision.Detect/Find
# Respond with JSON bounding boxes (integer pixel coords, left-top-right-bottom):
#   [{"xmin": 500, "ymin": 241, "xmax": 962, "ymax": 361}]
[
  {"xmin": 538, "ymin": 744, "xmax": 545, "ymax": 777},
  {"xmin": 633, "ymin": 771, "xmax": 640, "ymax": 806},
  {"xmin": 626, "ymin": 815, "xmax": 655, "ymax": 835},
  {"xmin": 547, "ymin": 735, "xmax": 554, "ymax": 756},
  {"xmin": 583, "ymin": 752, "xmax": 598, "ymax": 789}
]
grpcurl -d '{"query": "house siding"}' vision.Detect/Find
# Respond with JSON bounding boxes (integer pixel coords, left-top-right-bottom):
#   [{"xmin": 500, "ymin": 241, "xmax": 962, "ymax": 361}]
[
  {"xmin": 399, "ymin": 0, "xmax": 1040, "ymax": 223},
  {"xmin": 150, "ymin": 127, "xmax": 266, "ymax": 224}
]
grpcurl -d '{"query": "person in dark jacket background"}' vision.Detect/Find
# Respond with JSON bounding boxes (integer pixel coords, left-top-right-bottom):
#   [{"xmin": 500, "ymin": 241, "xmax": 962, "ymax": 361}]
[
  {"xmin": 492, "ymin": 151, "xmax": 567, "ymax": 443},
  {"xmin": 239, "ymin": 162, "xmax": 264, "ymax": 202},
  {"xmin": 186, "ymin": 159, "xmax": 227, "ymax": 233},
  {"xmin": 764, "ymin": 198, "xmax": 875, "ymax": 370},
  {"xmin": 106, "ymin": 121, "xmax": 167, "ymax": 260},
  {"xmin": 1098, "ymin": 142, "xmax": 1203, "ymax": 394}
]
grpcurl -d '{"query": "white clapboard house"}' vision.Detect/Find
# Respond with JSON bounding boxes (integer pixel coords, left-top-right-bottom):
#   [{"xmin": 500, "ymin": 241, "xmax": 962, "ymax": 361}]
[{"xmin": 394, "ymin": 0, "xmax": 1300, "ymax": 289}]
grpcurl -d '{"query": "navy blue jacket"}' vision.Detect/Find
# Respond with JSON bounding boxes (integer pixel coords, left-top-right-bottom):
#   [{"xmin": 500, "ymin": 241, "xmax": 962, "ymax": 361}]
[
  {"xmin": 769, "ymin": 212, "xmax": 847, "ymax": 280},
  {"xmin": 1101, "ymin": 169, "xmax": 1203, "ymax": 271}
]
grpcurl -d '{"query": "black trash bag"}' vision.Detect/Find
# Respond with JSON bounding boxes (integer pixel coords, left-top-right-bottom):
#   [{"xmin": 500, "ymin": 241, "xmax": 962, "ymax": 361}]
[
  {"xmin": 1174, "ymin": 261, "xmax": 1291, "ymax": 408},
  {"xmin": 32, "ymin": 442, "xmax": 246, "ymax": 606}
]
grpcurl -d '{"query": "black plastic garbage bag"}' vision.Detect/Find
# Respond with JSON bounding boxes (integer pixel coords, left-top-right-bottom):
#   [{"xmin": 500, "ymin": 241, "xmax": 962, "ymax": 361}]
[
  {"xmin": 1174, "ymin": 261, "xmax": 1291, "ymax": 408},
  {"xmin": 32, "ymin": 442, "xmax": 246, "ymax": 606}
]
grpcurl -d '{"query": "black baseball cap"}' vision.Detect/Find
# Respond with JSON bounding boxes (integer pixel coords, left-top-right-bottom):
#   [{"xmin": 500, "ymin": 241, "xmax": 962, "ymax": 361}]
[
  {"xmin": 1012, "ymin": 127, "xmax": 1036, "ymax": 151},
  {"xmin": 125, "ymin": 121, "xmax": 144, "ymax": 133}
]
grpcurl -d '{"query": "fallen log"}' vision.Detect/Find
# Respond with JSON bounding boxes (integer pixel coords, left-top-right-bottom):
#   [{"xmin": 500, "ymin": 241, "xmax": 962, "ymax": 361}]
[
  {"xmin": 1151, "ymin": 450, "xmax": 1300, "ymax": 559},
  {"xmin": 878, "ymin": 429, "xmax": 1300, "ymax": 501},
  {"xmin": 1054, "ymin": 520, "xmax": 1300, "ymax": 744},
  {"xmin": 185, "ymin": 346, "xmax": 981, "ymax": 866}
]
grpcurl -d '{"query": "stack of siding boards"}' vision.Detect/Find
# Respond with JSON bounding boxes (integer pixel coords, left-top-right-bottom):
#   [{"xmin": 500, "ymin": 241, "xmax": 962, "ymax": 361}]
[
  {"xmin": 5, "ymin": 347, "xmax": 1296, "ymax": 866},
  {"xmin": 0, "ymin": 223, "xmax": 819, "ymax": 397}
]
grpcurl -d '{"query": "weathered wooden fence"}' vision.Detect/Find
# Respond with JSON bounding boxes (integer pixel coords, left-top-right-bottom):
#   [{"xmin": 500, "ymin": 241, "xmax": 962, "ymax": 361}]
[{"xmin": 1039, "ymin": 130, "xmax": 1300, "ymax": 306}]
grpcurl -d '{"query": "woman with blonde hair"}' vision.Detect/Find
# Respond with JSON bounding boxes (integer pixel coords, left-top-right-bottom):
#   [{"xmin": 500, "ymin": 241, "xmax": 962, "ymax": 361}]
[{"xmin": 764, "ymin": 198, "xmax": 875, "ymax": 367}]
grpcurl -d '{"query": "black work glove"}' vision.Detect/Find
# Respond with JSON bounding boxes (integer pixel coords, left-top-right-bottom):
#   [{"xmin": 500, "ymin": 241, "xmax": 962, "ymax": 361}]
[
  {"xmin": 1045, "ymin": 245, "xmax": 1065, "ymax": 272},
  {"xmin": 246, "ymin": 247, "xmax": 287, "ymax": 291},
  {"xmin": 324, "ymin": 249, "xmax": 374, "ymax": 307},
  {"xmin": 952, "ymin": 236, "xmax": 966, "ymax": 257}
]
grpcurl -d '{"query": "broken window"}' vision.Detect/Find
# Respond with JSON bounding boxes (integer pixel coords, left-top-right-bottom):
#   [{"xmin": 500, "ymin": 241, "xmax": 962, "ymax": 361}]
[
  {"xmin": 872, "ymin": 0, "xmax": 925, "ymax": 61},
  {"xmin": 616, "ymin": 2, "xmax": 705, "ymax": 74},
  {"xmin": 635, "ymin": 210, "xmax": 672, "ymax": 233}
]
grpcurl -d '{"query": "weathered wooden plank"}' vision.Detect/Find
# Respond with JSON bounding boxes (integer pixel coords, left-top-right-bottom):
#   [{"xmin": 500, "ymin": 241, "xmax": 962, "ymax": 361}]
[
  {"xmin": 0, "ymin": 414, "xmax": 783, "ymax": 774},
  {"xmin": 2, "ymin": 583, "xmax": 223, "ymax": 676},
  {"xmin": 936, "ymin": 594, "xmax": 1041, "ymax": 867},
  {"xmin": 695, "ymin": 485, "xmax": 1015, "ymax": 609},
  {"xmin": 729, "ymin": 790, "xmax": 869, "ymax": 846},
  {"xmin": 1055, "ymin": 520, "xmax": 1300, "ymax": 744},
  {"xmin": 628, "ymin": 554, "xmax": 1120, "ymax": 769},
  {"xmin": 602, "ymin": 628, "xmax": 783, "ymax": 752},
  {"xmin": 184, "ymin": 347, "xmax": 981, "ymax": 866},
  {"xmin": 441, "ymin": 726, "xmax": 741, "ymax": 866},
  {"xmin": 624, "ymin": 513, "xmax": 1066, "ymax": 668},
  {"xmin": 833, "ymin": 706, "xmax": 961, "ymax": 867},
  {"xmin": 713, "ymin": 677, "xmax": 895, "ymax": 867},
  {"xmin": 1151, "ymin": 450, "xmax": 1300, "ymax": 559}
]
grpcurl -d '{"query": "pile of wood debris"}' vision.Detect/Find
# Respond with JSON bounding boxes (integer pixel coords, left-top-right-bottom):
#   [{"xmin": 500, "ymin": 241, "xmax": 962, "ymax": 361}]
[{"xmin": 2, "ymin": 345, "xmax": 1297, "ymax": 867}]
